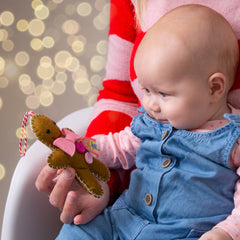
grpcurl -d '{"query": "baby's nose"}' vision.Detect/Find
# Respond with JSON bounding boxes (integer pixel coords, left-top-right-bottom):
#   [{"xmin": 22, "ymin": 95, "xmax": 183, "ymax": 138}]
[{"xmin": 149, "ymin": 97, "xmax": 161, "ymax": 112}]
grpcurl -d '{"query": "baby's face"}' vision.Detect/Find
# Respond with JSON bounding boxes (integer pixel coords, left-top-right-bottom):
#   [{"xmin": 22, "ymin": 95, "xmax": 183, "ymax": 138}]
[
  {"xmin": 135, "ymin": 30, "xmax": 214, "ymax": 130},
  {"xmin": 134, "ymin": 4, "xmax": 237, "ymax": 130}
]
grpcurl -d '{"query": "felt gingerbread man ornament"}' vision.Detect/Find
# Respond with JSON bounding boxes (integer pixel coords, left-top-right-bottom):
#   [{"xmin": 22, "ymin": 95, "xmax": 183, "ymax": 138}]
[{"xmin": 19, "ymin": 111, "xmax": 110, "ymax": 198}]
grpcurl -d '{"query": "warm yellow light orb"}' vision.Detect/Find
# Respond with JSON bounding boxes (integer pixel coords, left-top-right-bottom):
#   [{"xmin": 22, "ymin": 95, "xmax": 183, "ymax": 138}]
[
  {"xmin": 25, "ymin": 95, "xmax": 40, "ymax": 109},
  {"xmin": 0, "ymin": 164, "xmax": 6, "ymax": 180},
  {"xmin": 90, "ymin": 55, "xmax": 105, "ymax": 72},
  {"xmin": 42, "ymin": 36, "xmax": 55, "ymax": 48},
  {"xmin": 15, "ymin": 51, "xmax": 30, "ymax": 67},
  {"xmin": 16, "ymin": 19, "xmax": 29, "ymax": 32},
  {"xmin": 29, "ymin": 19, "xmax": 45, "ymax": 37},
  {"xmin": 54, "ymin": 50, "xmax": 72, "ymax": 69},
  {"xmin": 30, "ymin": 38, "xmax": 43, "ymax": 51},
  {"xmin": 0, "ymin": 11, "xmax": 14, "ymax": 26},
  {"xmin": 77, "ymin": 2, "xmax": 92, "ymax": 17},
  {"xmin": 35, "ymin": 4, "xmax": 50, "ymax": 20},
  {"xmin": 0, "ymin": 76, "xmax": 9, "ymax": 88}
]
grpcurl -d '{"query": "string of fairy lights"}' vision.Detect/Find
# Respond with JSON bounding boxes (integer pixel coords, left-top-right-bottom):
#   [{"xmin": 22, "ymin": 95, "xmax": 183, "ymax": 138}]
[{"xmin": 0, "ymin": 0, "xmax": 109, "ymax": 180}]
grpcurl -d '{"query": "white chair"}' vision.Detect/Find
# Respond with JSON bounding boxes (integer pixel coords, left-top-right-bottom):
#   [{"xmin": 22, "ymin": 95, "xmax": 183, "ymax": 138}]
[{"xmin": 1, "ymin": 107, "xmax": 93, "ymax": 240}]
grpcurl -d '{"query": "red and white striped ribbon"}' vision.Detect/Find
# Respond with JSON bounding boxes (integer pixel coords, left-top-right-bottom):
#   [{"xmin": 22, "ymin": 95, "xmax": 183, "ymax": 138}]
[{"xmin": 19, "ymin": 111, "xmax": 35, "ymax": 157}]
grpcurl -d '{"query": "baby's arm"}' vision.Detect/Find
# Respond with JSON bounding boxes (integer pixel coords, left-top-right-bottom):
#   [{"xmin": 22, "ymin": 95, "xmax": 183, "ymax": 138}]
[
  {"xmin": 200, "ymin": 139, "xmax": 240, "ymax": 240},
  {"xmin": 199, "ymin": 228, "xmax": 232, "ymax": 240},
  {"xmin": 94, "ymin": 126, "xmax": 141, "ymax": 169}
]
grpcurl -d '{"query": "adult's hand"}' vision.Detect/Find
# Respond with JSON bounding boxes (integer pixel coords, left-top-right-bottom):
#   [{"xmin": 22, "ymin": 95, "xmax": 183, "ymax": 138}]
[{"xmin": 35, "ymin": 165, "xmax": 110, "ymax": 224}]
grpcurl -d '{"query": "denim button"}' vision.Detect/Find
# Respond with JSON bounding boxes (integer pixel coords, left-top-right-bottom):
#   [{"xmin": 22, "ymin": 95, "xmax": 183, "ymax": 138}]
[
  {"xmin": 161, "ymin": 130, "xmax": 169, "ymax": 140},
  {"xmin": 162, "ymin": 158, "xmax": 172, "ymax": 168},
  {"xmin": 145, "ymin": 193, "xmax": 152, "ymax": 206}
]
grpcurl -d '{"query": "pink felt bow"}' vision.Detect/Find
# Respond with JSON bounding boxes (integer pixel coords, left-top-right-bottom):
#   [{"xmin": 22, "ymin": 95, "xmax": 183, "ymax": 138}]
[{"xmin": 53, "ymin": 128, "xmax": 82, "ymax": 157}]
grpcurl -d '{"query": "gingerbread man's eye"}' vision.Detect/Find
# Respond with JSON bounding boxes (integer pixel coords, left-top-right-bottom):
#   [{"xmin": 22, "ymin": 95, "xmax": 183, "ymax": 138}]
[
  {"xmin": 53, "ymin": 121, "xmax": 56, "ymax": 125},
  {"xmin": 46, "ymin": 129, "xmax": 51, "ymax": 134}
]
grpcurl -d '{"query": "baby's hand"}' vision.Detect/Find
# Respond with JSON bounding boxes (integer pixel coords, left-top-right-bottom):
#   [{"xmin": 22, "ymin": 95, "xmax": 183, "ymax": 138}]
[
  {"xmin": 35, "ymin": 165, "xmax": 110, "ymax": 225},
  {"xmin": 199, "ymin": 228, "xmax": 232, "ymax": 240}
]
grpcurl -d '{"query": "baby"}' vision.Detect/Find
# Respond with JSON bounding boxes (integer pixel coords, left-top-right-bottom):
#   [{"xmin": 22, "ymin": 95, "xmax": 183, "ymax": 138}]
[{"xmin": 56, "ymin": 4, "xmax": 240, "ymax": 240}]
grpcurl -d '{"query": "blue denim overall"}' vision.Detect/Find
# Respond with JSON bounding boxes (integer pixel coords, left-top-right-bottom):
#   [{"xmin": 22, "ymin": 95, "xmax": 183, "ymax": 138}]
[{"xmin": 56, "ymin": 110, "xmax": 240, "ymax": 240}]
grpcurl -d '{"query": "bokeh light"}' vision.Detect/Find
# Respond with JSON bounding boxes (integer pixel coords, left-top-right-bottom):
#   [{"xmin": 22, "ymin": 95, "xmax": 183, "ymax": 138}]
[
  {"xmin": 42, "ymin": 79, "xmax": 53, "ymax": 88},
  {"xmin": 2, "ymin": 39, "xmax": 14, "ymax": 52},
  {"xmin": 77, "ymin": 2, "xmax": 92, "ymax": 17},
  {"xmin": 1, "ymin": 1, "xmax": 112, "ymax": 216},
  {"xmin": 51, "ymin": 81, "xmax": 66, "ymax": 95},
  {"xmin": 16, "ymin": 19, "xmax": 29, "ymax": 32},
  {"xmin": 0, "ymin": 11, "xmax": 14, "ymax": 27},
  {"xmin": 31, "ymin": 0, "xmax": 44, "ymax": 10},
  {"xmin": 93, "ymin": 4, "xmax": 109, "ymax": 30},
  {"xmin": 54, "ymin": 50, "xmax": 72, "ymax": 69},
  {"xmin": 0, "ymin": 57, "xmax": 6, "ymax": 74},
  {"xmin": 30, "ymin": 38, "xmax": 43, "ymax": 51},
  {"xmin": 40, "ymin": 90, "xmax": 54, "ymax": 106},
  {"xmin": 72, "ymin": 65, "xmax": 88, "ymax": 81},
  {"xmin": 52, "ymin": 0, "xmax": 64, "ymax": 4},
  {"xmin": 66, "ymin": 57, "xmax": 80, "ymax": 72},
  {"xmin": 47, "ymin": 1, "xmax": 58, "ymax": 11},
  {"xmin": 0, "ymin": 164, "xmax": 6, "ymax": 180},
  {"xmin": 15, "ymin": 51, "xmax": 30, "ymax": 67},
  {"xmin": 88, "ymin": 93, "xmax": 98, "ymax": 106},
  {"xmin": 71, "ymin": 40, "xmax": 85, "ymax": 54},
  {"xmin": 0, "ymin": 29, "xmax": 8, "ymax": 41},
  {"xmin": 40, "ymin": 56, "xmax": 52, "ymax": 67},
  {"xmin": 74, "ymin": 78, "xmax": 91, "ymax": 95},
  {"xmin": 56, "ymin": 71, "xmax": 67, "ymax": 82},
  {"xmin": 0, "ymin": 76, "xmax": 9, "ymax": 88},
  {"xmin": 28, "ymin": 19, "xmax": 45, "ymax": 36},
  {"xmin": 19, "ymin": 74, "xmax": 35, "ymax": 95},
  {"xmin": 95, "ymin": 0, "xmax": 107, "ymax": 11},
  {"xmin": 42, "ymin": 36, "xmax": 55, "ymax": 48},
  {"xmin": 62, "ymin": 19, "xmax": 80, "ymax": 35},
  {"xmin": 0, "ymin": 0, "xmax": 110, "ymax": 151},
  {"xmin": 91, "ymin": 74, "xmax": 102, "ymax": 87},
  {"xmin": 90, "ymin": 55, "xmax": 105, "ymax": 72},
  {"xmin": 34, "ymin": 4, "xmax": 50, "ymax": 20},
  {"xmin": 0, "ymin": 97, "xmax": 3, "ymax": 110},
  {"xmin": 37, "ymin": 64, "xmax": 55, "ymax": 80},
  {"xmin": 96, "ymin": 40, "xmax": 107, "ymax": 55},
  {"xmin": 25, "ymin": 95, "xmax": 40, "ymax": 109}
]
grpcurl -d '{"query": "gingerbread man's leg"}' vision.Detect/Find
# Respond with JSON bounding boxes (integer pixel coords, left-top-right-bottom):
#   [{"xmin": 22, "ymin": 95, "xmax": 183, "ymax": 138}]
[
  {"xmin": 75, "ymin": 168, "xmax": 104, "ymax": 198},
  {"xmin": 88, "ymin": 158, "xmax": 110, "ymax": 182}
]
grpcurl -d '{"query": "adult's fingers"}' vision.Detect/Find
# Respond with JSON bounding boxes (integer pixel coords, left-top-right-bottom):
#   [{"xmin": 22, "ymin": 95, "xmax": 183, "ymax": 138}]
[
  {"xmin": 73, "ymin": 206, "xmax": 99, "ymax": 225},
  {"xmin": 35, "ymin": 165, "xmax": 58, "ymax": 194},
  {"xmin": 60, "ymin": 191, "xmax": 104, "ymax": 225},
  {"xmin": 60, "ymin": 191, "xmax": 80, "ymax": 224},
  {"xmin": 49, "ymin": 167, "xmax": 76, "ymax": 209}
]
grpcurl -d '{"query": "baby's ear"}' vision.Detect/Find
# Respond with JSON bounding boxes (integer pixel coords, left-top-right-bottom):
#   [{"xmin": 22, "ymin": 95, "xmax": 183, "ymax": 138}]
[{"xmin": 208, "ymin": 72, "xmax": 227, "ymax": 103}]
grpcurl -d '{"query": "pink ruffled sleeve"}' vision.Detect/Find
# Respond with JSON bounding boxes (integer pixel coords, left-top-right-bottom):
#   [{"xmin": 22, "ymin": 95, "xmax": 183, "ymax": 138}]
[
  {"xmin": 214, "ymin": 138, "xmax": 240, "ymax": 239},
  {"xmin": 94, "ymin": 126, "xmax": 141, "ymax": 170}
]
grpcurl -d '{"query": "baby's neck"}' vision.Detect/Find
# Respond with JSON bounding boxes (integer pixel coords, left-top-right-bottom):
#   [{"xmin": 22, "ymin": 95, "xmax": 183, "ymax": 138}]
[{"xmin": 209, "ymin": 103, "xmax": 231, "ymax": 121}]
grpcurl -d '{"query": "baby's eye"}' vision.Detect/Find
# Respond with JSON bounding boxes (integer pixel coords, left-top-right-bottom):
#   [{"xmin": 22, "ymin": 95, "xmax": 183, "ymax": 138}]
[
  {"xmin": 143, "ymin": 88, "xmax": 150, "ymax": 94},
  {"xmin": 160, "ymin": 92, "xmax": 168, "ymax": 97}
]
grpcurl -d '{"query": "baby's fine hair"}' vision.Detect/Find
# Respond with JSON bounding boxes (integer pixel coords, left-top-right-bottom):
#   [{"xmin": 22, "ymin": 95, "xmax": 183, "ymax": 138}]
[{"xmin": 157, "ymin": 4, "xmax": 239, "ymax": 87}]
